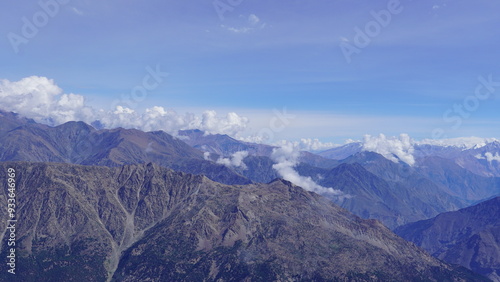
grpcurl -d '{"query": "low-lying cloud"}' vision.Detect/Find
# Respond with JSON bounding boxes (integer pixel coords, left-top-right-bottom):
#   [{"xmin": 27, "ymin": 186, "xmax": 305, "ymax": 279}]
[
  {"xmin": 362, "ymin": 134, "xmax": 415, "ymax": 166},
  {"xmin": 0, "ymin": 76, "xmax": 249, "ymax": 137},
  {"xmin": 203, "ymin": 152, "xmax": 211, "ymax": 160},
  {"xmin": 271, "ymin": 142, "xmax": 345, "ymax": 197},
  {"xmin": 475, "ymin": 152, "xmax": 500, "ymax": 163},
  {"xmin": 216, "ymin": 151, "xmax": 249, "ymax": 169}
]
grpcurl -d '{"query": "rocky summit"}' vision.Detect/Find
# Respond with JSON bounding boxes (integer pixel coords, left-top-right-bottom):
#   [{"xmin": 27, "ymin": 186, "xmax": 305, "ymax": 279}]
[{"xmin": 0, "ymin": 162, "xmax": 485, "ymax": 281}]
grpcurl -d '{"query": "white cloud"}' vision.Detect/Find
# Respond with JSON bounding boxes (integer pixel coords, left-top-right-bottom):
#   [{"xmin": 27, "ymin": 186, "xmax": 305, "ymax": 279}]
[
  {"xmin": 248, "ymin": 14, "xmax": 260, "ymax": 25},
  {"xmin": 145, "ymin": 142, "xmax": 154, "ymax": 153},
  {"xmin": 0, "ymin": 76, "xmax": 249, "ymax": 137},
  {"xmin": 222, "ymin": 14, "xmax": 266, "ymax": 34},
  {"xmin": 216, "ymin": 151, "xmax": 249, "ymax": 169},
  {"xmin": 271, "ymin": 142, "xmax": 346, "ymax": 197},
  {"xmin": 203, "ymin": 152, "xmax": 211, "ymax": 160},
  {"xmin": 432, "ymin": 4, "xmax": 447, "ymax": 10},
  {"xmin": 344, "ymin": 139, "xmax": 359, "ymax": 144},
  {"xmin": 71, "ymin": 7, "xmax": 83, "ymax": 15},
  {"xmin": 475, "ymin": 152, "xmax": 500, "ymax": 163},
  {"xmin": 340, "ymin": 37, "xmax": 350, "ymax": 43},
  {"xmin": 296, "ymin": 138, "xmax": 340, "ymax": 151},
  {"xmin": 199, "ymin": 110, "xmax": 248, "ymax": 136},
  {"xmin": 237, "ymin": 135, "xmax": 267, "ymax": 144},
  {"xmin": 362, "ymin": 134, "xmax": 415, "ymax": 166},
  {"xmin": 223, "ymin": 25, "xmax": 253, "ymax": 34},
  {"xmin": 486, "ymin": 152, "xmax": 500, "ymax": 163},
  {"xmin": 0, "ymin": 76, "xmax": 95, "ymax": 125},
  {"xmin": 100, "ymin": 106, "xmax": 249, "ymax": 137}
]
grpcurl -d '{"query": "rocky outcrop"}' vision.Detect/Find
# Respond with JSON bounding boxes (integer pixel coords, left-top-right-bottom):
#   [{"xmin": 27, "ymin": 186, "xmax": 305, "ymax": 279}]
[{"xmin": 0, "ymin": 162, "xmax": 486, "ymax": 281}]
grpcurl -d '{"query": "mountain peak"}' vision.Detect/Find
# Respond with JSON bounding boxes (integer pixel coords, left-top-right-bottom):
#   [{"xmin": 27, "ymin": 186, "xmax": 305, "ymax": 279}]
[
  {"xmin": 267, "ymin": 177, "xmax": 296, "ymax": 188},
  {"xmin": 56, "ymin": 120, "xmax": 96, "ymax": 132}
]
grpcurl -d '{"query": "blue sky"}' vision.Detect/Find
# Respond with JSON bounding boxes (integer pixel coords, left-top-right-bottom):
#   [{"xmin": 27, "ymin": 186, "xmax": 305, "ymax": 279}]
[{"xmin": 1, "ymin": 0, "xmax": 500, "ymax": 143}]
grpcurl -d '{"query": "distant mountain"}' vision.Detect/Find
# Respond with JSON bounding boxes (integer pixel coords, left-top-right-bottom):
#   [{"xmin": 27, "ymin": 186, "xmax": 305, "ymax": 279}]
[
  {"xmin": 166, "ymin": 127, "xmax": 500, "ymax": 229},
  {"xmin": 0, "ymin": 110, "xmax": 35, "ymax": 133},
  {"xmin": 231, "ymin": 155, "xmax": 280, "ymax": 183},
  {"xmin": 395, "ymin": 197, "xmax": 500, "ymax": 281},
  {"xmin": 318, "ymin": 142, "xmax": 363, "ymax": 160},
  {"xmin": 318, "ymin": 139, "xmax": 500, "ymax": 178},
  {"xmin": 292, "ymin": 159, "xmax": 463, "ymax": 229},
  {"xmin": 221, "ymin": 154, "xmax": 476, "ymax": 229},
  {"xmin": 337, "ymin": 152, "xmax": 474, "ymax": 222},
  {"xmin": 298, "ymin": 150, "xmax": 340, "ymax": 169},
  {"xmin": 1, "ymin": 111, "xmax": 498, "ymax": 231},
  {"xmin": 179, "ymin": 129, "xmax": 274, "ymax": 157},
  {"xmin": 0, "ymin": 162, "xmax": 486, "ymax": 281},
  {"xmin": 315, "ymin": 163, "xmax": 455, "ymax": 229},
  {"xmin": 179, "ymin": 129, "xmax": 338, "ymax": 169},
  {"xmin": 413, "ymin": 142, "xmax": 500, "ymax": 178},
  {"xmin": 416, "ymin": 156, "xmax": 500, "ymax": 202},
  {"xmin": 0, "ymin": 112, "xmax": 250, "ymax": 185},
  {"xmin": 456, "ymin": 142, "xmax": 500, "ymax": 177},
  {"xmin": 413, "ymin": 143, "xmax": 468, "ymax": 160},
  {"xmin": 176, "ymin": 130, "xmax": 494, "ymax": 228}
]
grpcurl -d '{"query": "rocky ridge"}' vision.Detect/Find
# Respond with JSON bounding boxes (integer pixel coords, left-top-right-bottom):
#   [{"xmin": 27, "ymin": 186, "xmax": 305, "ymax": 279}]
[{"xmin": 0, "ymin": 162, "xmax": 486, "ymax": 281}]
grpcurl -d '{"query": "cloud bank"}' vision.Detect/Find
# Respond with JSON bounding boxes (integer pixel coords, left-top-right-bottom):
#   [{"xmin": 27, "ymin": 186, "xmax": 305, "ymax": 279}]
[
  {"xmin": 2, "ymin": 76, "xmax": 498, "ymax": 161},
  {"xmin": 0, "ymin": 76, "xmax": 94, "ymax": 125},
  {"xmin": 0, "ymin": 76, "xmax": 249, "ymax": 137},
  {"xmin": 271, "ymin": 142, "xmax": 345, "ymax": 197},
  {"xmin": 362, "ymin": 134, "xmax": 415, "ymax": 166}
]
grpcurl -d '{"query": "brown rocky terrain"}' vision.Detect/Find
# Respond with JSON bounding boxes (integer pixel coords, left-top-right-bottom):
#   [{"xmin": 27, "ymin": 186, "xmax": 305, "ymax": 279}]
[{"xmin": 0, "ymin": 162, "xmax": 487, "ymax": 281}]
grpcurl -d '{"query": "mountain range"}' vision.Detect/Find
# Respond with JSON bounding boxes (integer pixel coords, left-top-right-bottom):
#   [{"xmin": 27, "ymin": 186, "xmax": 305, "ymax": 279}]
[
  {"xmin": 319, "ymin": 139, "xmax": 500, "ymax": 178},
  {"xmin": 0, "ymin": 111, "xmax": 250, "ymax": 186},
  {"xmin": 2, "ymin": 111, "xmax": 500, "ymax": 220},
  {"xmin": 1, "ymin": 110, "xmax": 500, "ymax": 280},
  {"xmin": 396, "ymin": 197, "xmax": 500, "ymax": 281},
  {"xmin": 0, "ymin": 162, "xmax": 485, "ymax": 281},
  {"xmin": 1, "ymin": 110, "xmax": 499, "ymax": 229},
  {"xmin": 179, "ymin": 128, "xmax": 500, "ymax": 229}
]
